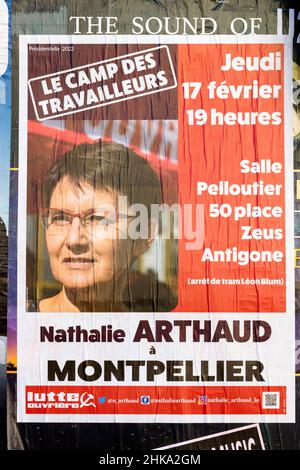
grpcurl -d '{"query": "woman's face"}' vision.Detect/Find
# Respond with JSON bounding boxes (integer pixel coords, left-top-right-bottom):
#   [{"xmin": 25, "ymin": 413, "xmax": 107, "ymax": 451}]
[{"xmin": 45, "ymin": 176, "xmax": 134, "ymax": 289}]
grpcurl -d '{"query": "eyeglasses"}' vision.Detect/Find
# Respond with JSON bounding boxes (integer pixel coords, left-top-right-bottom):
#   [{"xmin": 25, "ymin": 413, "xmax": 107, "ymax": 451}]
[{"xmin": 40, "ymin": 208, "xmax": 136, "ymax": 236}]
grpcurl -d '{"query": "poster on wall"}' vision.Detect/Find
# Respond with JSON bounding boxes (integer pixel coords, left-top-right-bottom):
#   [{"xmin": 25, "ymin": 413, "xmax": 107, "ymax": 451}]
[{"xmin": 14, "ymin": 28, "xmax": 295, "ymax": 423}]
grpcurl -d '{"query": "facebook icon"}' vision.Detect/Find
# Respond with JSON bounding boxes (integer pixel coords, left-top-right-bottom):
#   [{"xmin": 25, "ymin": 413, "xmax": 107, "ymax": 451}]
[{"xmin": 140, "ymin": 396, "xmax": 151, "ymax": 405}]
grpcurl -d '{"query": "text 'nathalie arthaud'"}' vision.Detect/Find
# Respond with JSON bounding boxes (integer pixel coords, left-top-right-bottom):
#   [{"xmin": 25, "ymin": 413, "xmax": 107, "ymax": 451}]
[{"xmin": 42, "ymin": 320, "xmax": 271, "ymax": 383}]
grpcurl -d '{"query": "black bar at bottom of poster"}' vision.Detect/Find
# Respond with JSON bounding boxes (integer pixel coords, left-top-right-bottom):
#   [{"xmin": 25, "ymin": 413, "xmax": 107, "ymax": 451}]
[{"xmin": 0, "ymin": 450, "xmax": 297, "ymax": 467}]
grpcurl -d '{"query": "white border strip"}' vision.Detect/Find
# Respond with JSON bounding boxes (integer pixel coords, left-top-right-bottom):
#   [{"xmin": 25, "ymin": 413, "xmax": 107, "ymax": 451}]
[{"xmin": 22, "ymin": 34, "xmax": 291, "ymax": 44}]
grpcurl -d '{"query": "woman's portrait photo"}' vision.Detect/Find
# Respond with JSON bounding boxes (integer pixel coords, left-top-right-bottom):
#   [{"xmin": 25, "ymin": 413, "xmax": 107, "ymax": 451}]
[{"xmin": 26, "ymin": 131, "xmax": 178, "ymax": 313}]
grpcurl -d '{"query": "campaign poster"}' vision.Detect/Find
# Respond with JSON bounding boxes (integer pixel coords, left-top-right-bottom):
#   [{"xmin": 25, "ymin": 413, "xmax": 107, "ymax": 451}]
[{"xmin": 13, "ymin": 29, "xmax": 295, "ymax": 425}]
